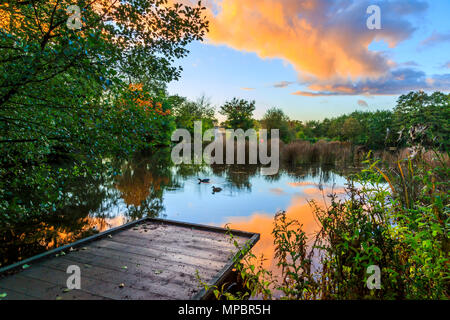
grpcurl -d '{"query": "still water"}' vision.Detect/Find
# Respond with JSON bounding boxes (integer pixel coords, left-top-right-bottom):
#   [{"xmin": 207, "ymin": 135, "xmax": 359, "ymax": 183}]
[{"xmin": 1, "ymin": 151, "xmax": 359, "ymax": 274}]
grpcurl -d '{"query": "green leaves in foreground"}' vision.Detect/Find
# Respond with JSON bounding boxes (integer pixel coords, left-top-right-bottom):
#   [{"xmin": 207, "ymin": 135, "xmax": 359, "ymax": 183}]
[{"xmin": 216, "ymin": 153, "xmax": 449, "ymax": 300}]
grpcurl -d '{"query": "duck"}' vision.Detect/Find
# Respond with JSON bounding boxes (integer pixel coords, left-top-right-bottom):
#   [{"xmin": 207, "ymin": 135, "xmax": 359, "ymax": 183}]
[
  {"xmin": 198, "ymin": 178, "xmax": 210, "ymax": 183},
  {"xmin": 212, "ymin": 186, "xmax": 222, "ymax": 194}
]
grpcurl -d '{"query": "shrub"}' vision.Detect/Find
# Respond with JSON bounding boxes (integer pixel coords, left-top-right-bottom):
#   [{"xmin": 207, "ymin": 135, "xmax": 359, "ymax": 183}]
[{"xmin": 218, "ymin": 151, "xmax": 449, "ymax": 300}]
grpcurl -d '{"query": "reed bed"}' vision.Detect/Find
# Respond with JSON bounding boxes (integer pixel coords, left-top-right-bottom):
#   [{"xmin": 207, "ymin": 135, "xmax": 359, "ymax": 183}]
[
  {"xmin": 280, "ymin": 140, "xmax": 353, "ymax": 166},
  {"xmin": 281, "ymin": 140, "xmax": 449, "ymax": 168}
]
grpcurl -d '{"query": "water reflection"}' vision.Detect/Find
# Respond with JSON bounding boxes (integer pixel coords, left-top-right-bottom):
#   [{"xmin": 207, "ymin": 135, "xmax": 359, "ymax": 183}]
[
  {"xmin": 114, "ymin": 152, "xmax": 175, "ymax": 219},
  {"xmin": 1, "ymin": 149, "xmax": 358, "ymax": 272},
  {"xmin": 225, "ymin": 184, "xmax": 347, "ymax": 279}
]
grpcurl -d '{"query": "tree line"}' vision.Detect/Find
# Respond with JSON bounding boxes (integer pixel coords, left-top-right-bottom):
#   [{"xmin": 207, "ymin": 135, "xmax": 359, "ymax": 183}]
[{"xmin": 170, "ymin": 91, "xmax": 449, "ymax": 152}]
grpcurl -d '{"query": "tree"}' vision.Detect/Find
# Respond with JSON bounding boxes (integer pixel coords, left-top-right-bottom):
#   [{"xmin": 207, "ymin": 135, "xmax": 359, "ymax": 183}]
[
  {"xmin": 172, "ymin": 94, "xmax": 216, "ymax": 134},
  {"xmin": 394, "ymin": 91, "xmax": 449, "ymax": 150},
  {"xmin": 0, "ymin": 0, "xmax": 209, "ymax": 159},
  {"xmin": 261, "ymin": 108, "xmax": 292, "ymax": 142},
  {"xmin": 219, "ymin": 98, "xmax": 255, "ymax": 130},
  {"xmin": 302, "ymin": 120, "xmax": 322, "ymax": 142},
  {"xmin": 0, "ymin": 0, "xmax": 208, "ymax": 228},
  {"xmin": 342, "ymin": 117, "xmax": 362, "ymax": 143},
  {"xmin": 365, "ymin": 110, "xmax": 394, "ymax": 149}
]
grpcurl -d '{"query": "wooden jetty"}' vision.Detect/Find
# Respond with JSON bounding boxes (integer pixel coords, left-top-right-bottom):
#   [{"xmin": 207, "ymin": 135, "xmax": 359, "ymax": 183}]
[{"xmin": 0, "ymin": 217, "xmax": 259, "ymax": 300}]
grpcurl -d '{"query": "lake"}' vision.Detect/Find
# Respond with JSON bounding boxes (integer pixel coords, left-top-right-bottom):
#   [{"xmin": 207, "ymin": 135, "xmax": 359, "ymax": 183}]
[{"xmin": 0, "ymin": 150, "xmax": 360, "ymax": 276}]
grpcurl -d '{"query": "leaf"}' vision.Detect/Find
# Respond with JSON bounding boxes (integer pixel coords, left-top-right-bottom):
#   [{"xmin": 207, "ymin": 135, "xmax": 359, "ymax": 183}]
[
  {"xmin": 0, "ymin": 292, "xmax": 7, "ymax": 298},
  {"xmin": 121, "ymin": 266, "xmax": 128, "ymax": 269},
  {"xmin": 22, "ymin": 264, "xmax": 30, "ymax": 269},
  {"xmin": 154, "ymin": 270, "xmax": 162, "ymax": 274}
]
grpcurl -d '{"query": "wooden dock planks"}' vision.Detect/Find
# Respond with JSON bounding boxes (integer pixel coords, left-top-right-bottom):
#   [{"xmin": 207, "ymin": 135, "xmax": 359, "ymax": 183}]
[{"xmin": 0, "ymin": 217, "xmax": 259, "ymax": 300}]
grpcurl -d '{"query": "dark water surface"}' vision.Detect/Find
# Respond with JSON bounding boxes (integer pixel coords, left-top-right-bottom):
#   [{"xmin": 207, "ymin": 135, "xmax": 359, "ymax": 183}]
[{"xmin": 1, "ymin": 151, "xmax": 360, "ymax": 273}]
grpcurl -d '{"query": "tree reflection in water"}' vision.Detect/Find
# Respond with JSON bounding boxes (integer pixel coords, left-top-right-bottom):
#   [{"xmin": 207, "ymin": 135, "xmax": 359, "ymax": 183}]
[{"xmin": 1, "ymin": 148, "xmax": 359, "ymax": 268}]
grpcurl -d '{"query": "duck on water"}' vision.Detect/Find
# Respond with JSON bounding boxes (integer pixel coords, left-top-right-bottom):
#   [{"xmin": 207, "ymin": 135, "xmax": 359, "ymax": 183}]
[{"xmin": 212, "ymin": 186, "xmax": 222, "ymax": 194}]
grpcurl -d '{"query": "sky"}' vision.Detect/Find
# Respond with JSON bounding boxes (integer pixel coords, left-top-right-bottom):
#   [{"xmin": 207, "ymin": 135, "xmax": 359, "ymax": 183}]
[{"xmin": 167, "ymin": 0, "xmax": 450, "ymax": 122}]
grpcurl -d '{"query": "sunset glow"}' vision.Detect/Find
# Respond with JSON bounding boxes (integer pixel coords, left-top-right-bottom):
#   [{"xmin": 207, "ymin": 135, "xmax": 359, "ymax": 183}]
[{"xmin": 169, "ymin": 0, "xmax": 450, "ymax": 120}]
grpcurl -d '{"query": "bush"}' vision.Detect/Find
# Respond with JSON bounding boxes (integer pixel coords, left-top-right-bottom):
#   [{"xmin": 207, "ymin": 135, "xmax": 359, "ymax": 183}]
[{"xmin": 219, "ymin": 151, "xmax": 449, "ymax": 300}]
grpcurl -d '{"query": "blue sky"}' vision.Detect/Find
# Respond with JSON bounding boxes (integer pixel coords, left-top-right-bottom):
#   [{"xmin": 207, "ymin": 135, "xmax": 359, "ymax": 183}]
[{"xmin": 167, "ymin": 0, "xmax": 450, "ymax": 122}]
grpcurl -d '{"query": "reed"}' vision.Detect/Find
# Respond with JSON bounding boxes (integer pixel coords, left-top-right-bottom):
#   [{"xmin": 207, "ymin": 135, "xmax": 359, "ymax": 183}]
[{"xmin": 281, "ymin": 140, "xmax": 353, "ymax": 165}]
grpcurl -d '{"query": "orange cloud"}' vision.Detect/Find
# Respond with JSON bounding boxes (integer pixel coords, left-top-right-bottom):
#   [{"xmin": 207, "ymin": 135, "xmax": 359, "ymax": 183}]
[
  {"xmin": 291, "ymin": 90, "xmax": 328, "ymax": 97},
  {"xmin": 205, "ymin": 0, "xmax": 421, "ymax": 81},
  {"xmin": 200, "ymin": 0, "xmax": 449, "ymax": 95},
  {"xmin": 357, "ymin": 99, "xmax": 369, "ymax": 107}
]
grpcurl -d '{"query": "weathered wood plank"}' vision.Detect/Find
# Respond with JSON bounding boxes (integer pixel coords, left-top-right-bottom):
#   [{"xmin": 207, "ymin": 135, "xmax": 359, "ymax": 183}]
[
  {"xmin": 132, "ymin": 223, "xmax": 248, "ymax": 246},
  {"xmin": 17, "ymin": 264, "xmax": 173, "ymax": 300},
  {"xmin": 0, "ymin": 275, "xmax": 57, "ymax": 300},
  {"xmin": 0, "ymin": 286, "xmax": 39, "ymax": 300},
  {"xmin": 0, "ymin": 218, "xmax": 259, "ymax": 300},
  {"xmin": 0, "ymin": 273, "xmax": 110, "ymax": 300},
  {"xmin": 57, "ymin": 247, "xmax": 219, "ymax": 282},
  {"xmin": 107, "ymin": 232, "xmax": 234, "ymax": 263},
  {"xmin": 93, "ymin": 239, "xmax": 227, "ymax": 271},
  {"xmin": 121, "ymin": 226, "xmax": 241, "ymax": 252},
  {"xmin": 35, "ymin": 256, "xmax": 197, "ymax": 299}
]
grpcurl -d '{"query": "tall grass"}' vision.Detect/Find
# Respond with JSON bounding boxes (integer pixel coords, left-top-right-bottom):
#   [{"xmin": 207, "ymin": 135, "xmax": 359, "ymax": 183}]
[
  {"xmin": 281, "ymin": 139, "xmax": 449, "ymax": 169},
  {"xmin": 207, "ymin": 149, "xmax": 449, "ymax": 300},
  {"xmin": 280, "ymin": 140, "xmax": 353, "ymax": 166}
]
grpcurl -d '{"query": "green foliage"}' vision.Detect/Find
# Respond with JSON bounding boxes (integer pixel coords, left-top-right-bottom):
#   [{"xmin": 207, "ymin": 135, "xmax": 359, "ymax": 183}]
[
  {"xmin": 0, "ymin": 0, "xmax": 208, "ymax": 160},
  {"xmin": 196, "ymin": 228, "xmax": 272, "ymax": 300},
  {"xmin": 218, "ymin": 151, "xmax": 449, "ymax": 300},
  {"xmin": 365, "ymin": 110, "xmax": 395, "ymax": 149},
  {"xmin": 219, "ymin": 98, "xmax": 255, "ymax": 130},
  {"xmin": 342, "ymin": 117, "xmax": 362, "ymax": 142},
  {"xmin": 261, "ymin": 108, "xmax": 293, "ymax": 143},
  {"xmin": 302, "ymin": 120, "xmax": 324, "ymax": 142},
  {"xmin": 283, "ymin": 91, "xmax": 448, "ymax": 151},
  {"xmin": 271, "ymin": 212, "xmax": 318, "ymax": 299},
  {"xmin": 171, "ymin": 94, "xmax": 216, "ymax": 134},
  {"xmin": 394, "ymin": 91, "xmax": 450, "ymax": 151},
  {"xmin": 0, "ymin": 1, "xmax": 208, "ymax": 235},
  {"xmin": 112, "ymin": 85, "xmax": 176, "ymax": 151}
]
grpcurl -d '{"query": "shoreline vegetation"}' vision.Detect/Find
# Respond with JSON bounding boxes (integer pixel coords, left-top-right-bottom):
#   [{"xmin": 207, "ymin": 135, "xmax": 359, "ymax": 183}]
[
  {"xmin": 206, "ymin": 147, "xmax": 449, "ymax": 300},
  {"xmin": 280, "ymin": 139, "xmax": 449, "ymax": 168}
]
